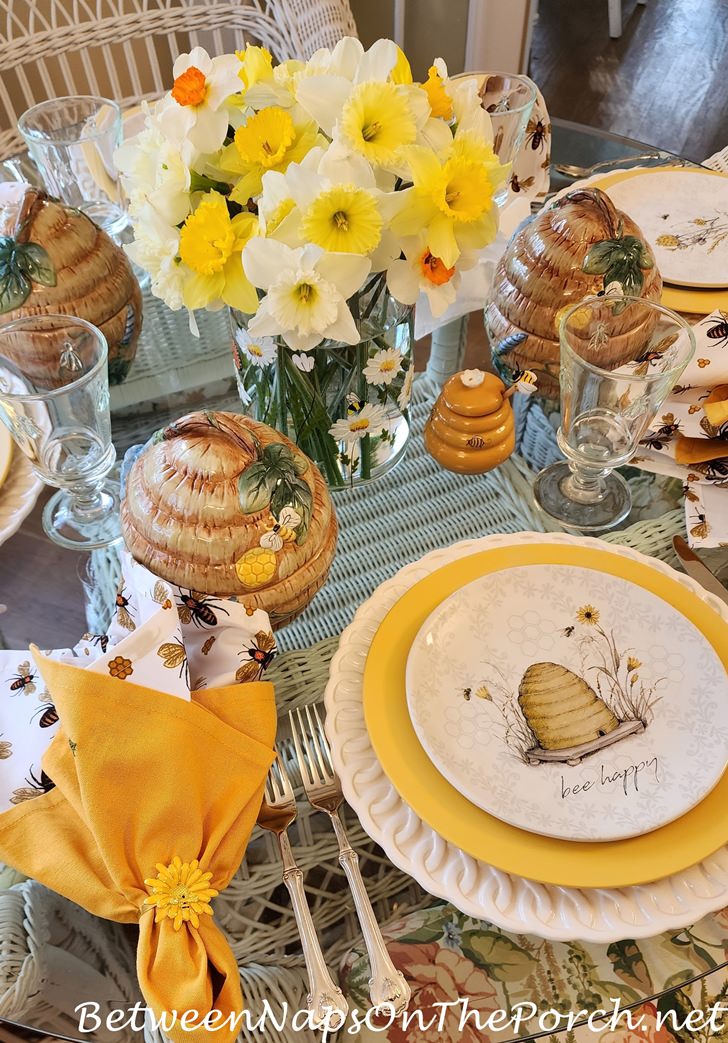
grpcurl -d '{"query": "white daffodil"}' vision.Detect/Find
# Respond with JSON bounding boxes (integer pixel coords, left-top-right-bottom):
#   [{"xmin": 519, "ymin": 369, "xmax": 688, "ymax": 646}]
[
  {"xmin": 114, "ymin": 119, "xmax": 192, "ymax": 226},
  {"xmin": 364, "ymin": 347, "xmax": 403, "ymax": 386},
  {"xmin": 329, "ymin": 402, "xmax": 388, "ymax": 442},
  {"xmin": 387, "ymin": 233, "xmax": 477, "ymax": 317},
  {"xmin": 291, "ymin": 352, "xmax": 315, "ymax": 371},
  {"xmin": 398, "ymin": 364, "xmax": 415, "ymax": 411},
  {"xmin": 156, "ymin": 47, "xmax": 242, "ymax": 155},
  {"xmin": 124, "ymin": 206, "xmax": 187, "ymax": 310},
  {"xmin": 234, "ymin": 326, "xmax": 277, "ymax": 367},
  {"xmin": 242, "ymin": 238, "xmax": 371, "ymax": 350}
]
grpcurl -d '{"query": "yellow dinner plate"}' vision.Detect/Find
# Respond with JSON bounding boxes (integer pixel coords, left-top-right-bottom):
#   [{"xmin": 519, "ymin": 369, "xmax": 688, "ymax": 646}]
[
  {"xmin": 363, "ymin": 542, "xmax": 728, "ymax": 889},
  {"xmin": 0, "ymin": 423, "xmax": 12, "ymax": 491},
  {"xmin": 591, "ymin": 165, "xmax": 728, "ymax": 313}
]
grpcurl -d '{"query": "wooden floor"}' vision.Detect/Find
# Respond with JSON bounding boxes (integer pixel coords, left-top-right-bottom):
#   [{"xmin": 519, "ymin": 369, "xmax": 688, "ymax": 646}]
[{"xmin": 530, "ymin": 0, "xmax": 728, "ymax": 162}]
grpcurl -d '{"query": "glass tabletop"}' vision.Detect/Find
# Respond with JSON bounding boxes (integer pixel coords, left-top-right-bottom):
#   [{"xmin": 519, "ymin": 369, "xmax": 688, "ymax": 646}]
[{"xmin": 0, "ymin": 119, "xmax": 726, "ymax": 1042}]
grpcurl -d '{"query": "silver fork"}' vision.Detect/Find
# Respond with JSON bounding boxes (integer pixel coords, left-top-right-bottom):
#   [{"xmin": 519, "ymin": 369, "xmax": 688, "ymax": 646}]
[
  {"xmin": 290, "ymin": 705, "xmax": 411, "ymax": 1015},
  {"xmin": 257, "ymin": 749, "xmax": 349, "ymax": 1030},
  {"xmin": 554, "ymin": 153, "xmax": 666, "ymax": 178}
]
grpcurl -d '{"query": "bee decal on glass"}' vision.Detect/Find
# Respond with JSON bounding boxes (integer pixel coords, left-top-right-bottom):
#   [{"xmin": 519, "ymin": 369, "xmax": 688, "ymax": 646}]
[
  {"xmin": 0, "ymin": 735, "xmax": 12, "ymax": 760},
  {"xmin": 115, "ymin": 588, "xmax": 136, "ymax": 631},
  {"xmin": 510, "ymin": 173, "xmax": 535, "ymax": 194},
  {"xmin": 10, "ymin": 767, "xmax": 55, "ymax": 804},
  {"xmin": 525, "ymin": 117, "xmax": 550, "ymax": 150},
  {"xmin": 152, "ymin": 581, "xmax": 173, "ymax": 610},
  {"xmin": 235, "ymin": 631, "xmax": 277, "ymax": 683},
  {"xmin": 9, "ymin": 662, "xmax": 36, "ymax": 695},
  {"xmin": 702, "ymin": 311, "xmax": 728, "ymax": 348},
  {"xmin": 260, "ymin": 506, "xmax": 302, "ymax": 551},
  {"xmin": 177, "ymin": 591, "xmax": 229, "ymax": 629},
  {"xmin": 690, "ymin": 510, "xmax": 711, "ymax": 540}
]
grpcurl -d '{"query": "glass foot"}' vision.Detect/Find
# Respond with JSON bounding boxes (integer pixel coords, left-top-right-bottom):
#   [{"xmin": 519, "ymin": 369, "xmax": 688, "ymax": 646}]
[
  {"xmin": 42, "ymin": 480, "xmax": 123, "ymax": 550},
  {"xmin": 533, "ymin": 461, "xmax": 631, "ymax": 532}
]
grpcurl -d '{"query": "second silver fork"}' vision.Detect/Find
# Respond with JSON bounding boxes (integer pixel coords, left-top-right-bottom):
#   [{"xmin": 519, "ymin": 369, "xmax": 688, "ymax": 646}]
[{"xmin": 290, "ymin": 705, "xmax": 411, "ymax": 1015}]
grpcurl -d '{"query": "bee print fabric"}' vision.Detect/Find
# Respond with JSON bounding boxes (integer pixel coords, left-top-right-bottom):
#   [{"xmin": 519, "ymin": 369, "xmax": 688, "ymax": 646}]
[{"xmin": 0, "ymin": 549, "xmax": 276, "ymax": 813}]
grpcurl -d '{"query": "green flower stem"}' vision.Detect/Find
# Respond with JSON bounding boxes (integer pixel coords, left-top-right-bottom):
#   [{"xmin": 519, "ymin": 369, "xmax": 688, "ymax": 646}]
[
  {"xmin": 357, "ymin": 341, "xmax": 372, "ymax": 481},
  {"xmin": 281, "ymin": 350, "xmax": 344, "ymax": 487},
  {"xmin": 275, "ymin": 347, "xmax": 288, "ymax": 442}
]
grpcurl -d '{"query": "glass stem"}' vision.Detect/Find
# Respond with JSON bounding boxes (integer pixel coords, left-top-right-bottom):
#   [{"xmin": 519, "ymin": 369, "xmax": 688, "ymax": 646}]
[{"xmin": 563, "ymin": 462, "xmax": 608, "ymax": 504}]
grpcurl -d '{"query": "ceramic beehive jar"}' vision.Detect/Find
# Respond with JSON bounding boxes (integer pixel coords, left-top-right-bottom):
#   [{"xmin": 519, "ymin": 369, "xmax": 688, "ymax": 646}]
[
  {"xmin": 485, "ymin": 187, "xmax": 662, "ymax": 399},
  {"xmin": 424, "ymin": 369, "xmax": 515, "ymax": 473},
  {"xmin": 0, "ymin": 185, "xmax": 142, "ymax": 385},
  {"xmin": 121, "ymin": 411, "xmax": 338, "ymax": 627}
]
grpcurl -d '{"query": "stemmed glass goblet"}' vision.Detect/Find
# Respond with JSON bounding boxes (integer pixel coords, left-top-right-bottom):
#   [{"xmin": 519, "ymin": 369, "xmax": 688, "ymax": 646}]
[
  {"xmin": 533, "ymin": 295, "xmax": 695, "ymax": 531},
  {"xmin": 0, "ymin": 314, "xmax": 122, "ymax": 549}
]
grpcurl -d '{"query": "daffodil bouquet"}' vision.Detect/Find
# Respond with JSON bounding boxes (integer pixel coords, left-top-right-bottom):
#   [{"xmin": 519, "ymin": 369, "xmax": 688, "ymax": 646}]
[{"xmin": 116, "ymin": 37, "xmax": 508, "ymax": 485}]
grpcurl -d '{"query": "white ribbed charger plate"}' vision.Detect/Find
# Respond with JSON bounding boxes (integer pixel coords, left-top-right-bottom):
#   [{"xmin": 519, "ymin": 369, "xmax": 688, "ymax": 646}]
[
  {"xmin": 0, "ymin": 451, "xmax": 41, "ymax": 550},
  {"xmin": 324, "ymin": 532, "xmax": 728, "ymax": 942}
]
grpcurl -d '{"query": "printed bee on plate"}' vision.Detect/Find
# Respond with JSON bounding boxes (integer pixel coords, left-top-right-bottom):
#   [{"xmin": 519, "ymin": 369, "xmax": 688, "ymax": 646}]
[
  {"xmin": 115, "ymin": 587, "xmax": 136, "ymax": 631},
  {"xmin": 259, "ymin": 506, "xmax": 302, "ymax": 552},
  {"xmin": 177, "ymin": 591, "xmax": 229, "ymax": 629},
  {"xmin": 9, "ymin": 661, "xmax": 36, "ymax": 695},
  {"xmin": 525, "ymin": 117, "xmax": 550, "ymax": 150},
  {"xmin": 562, "ymin": 625, "xmax": 575, "ymax": 637},
  {"xmin": 690, "ymin": 510, "xmax": 711, "ymax": 540},
  {"xmin": 702, "ymin": 311, "xmax": 728, "ymax": 348},
  {"xmin": 10, "ymin": 767, "xmax": 55, "ymax": 804}
]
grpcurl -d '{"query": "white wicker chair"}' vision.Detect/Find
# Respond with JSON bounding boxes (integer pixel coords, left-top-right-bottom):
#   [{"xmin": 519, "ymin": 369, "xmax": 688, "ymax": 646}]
[{"xmin": 0, "ymin": 0, "xmax": 358, "ymax": 160}]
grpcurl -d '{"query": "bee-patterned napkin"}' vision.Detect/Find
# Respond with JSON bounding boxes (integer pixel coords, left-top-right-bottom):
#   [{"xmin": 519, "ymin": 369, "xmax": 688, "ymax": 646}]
[
  {"xmin": 634, "ymin": 310, "xmax": 728, "ymax": 546},
  {"xmin": 0, "ymin": 548, "xmax": 276, "ymax": 813}
]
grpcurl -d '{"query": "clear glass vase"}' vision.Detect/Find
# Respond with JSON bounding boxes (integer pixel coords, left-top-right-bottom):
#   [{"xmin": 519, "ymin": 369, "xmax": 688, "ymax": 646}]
[{"xmin": 230, "ymin": 284, "xmax": 414, "ymax": 489}]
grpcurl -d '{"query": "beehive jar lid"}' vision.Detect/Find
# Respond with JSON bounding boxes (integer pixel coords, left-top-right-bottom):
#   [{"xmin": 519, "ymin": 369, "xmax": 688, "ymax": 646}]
[
  {"xmin": 120, "ymin": 411, "xmax": 338, "ymax": 626},
  {"xmin": 441, "ymin": 369, "xmax": 507, "ymax": 417}
]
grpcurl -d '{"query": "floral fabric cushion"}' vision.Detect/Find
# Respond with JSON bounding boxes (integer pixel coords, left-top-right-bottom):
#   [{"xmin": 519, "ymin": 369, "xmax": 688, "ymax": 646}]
[{"xmin": 339, "ymin": 901, "xmax": 728, "ymax": 1043}]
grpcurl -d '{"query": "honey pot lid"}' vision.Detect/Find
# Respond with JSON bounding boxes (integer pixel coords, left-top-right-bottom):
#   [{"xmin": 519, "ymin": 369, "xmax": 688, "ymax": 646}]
[{"xmin": 441, "ymin": 369, "xmax": 507, "ymax": 417}]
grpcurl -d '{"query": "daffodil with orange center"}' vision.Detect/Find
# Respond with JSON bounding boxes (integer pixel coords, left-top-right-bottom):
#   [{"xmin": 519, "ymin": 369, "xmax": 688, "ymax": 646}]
[
  {"xmin": 157, "ymin": 46, "xmax": 242, "ymax": 154},
  {"xmin": 392, "ymin": 132, "xmax": 508, "ymax": 267},
  {"xmin": 387, "ymin": 232, "xmax": 470, "ymax": 318},
  {"xmin": 178, "ymin": 192, "xmax": 259, "ymax": 313},
  {"xmin": 144, "ymin": 856, "xmax": 218, "ymax": 931}
]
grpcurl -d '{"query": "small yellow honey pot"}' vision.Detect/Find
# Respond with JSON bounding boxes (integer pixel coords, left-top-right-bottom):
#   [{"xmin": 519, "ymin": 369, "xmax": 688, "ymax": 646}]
[{"xmin": 424, "ymin": 368, "xmax": 536, "ymax": 474}]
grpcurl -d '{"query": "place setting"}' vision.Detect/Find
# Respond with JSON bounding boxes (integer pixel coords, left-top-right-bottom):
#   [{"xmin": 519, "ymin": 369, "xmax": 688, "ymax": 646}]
[{"xmin": 1, "ymin": 11, "xmax": 728, "ymax": 1043}]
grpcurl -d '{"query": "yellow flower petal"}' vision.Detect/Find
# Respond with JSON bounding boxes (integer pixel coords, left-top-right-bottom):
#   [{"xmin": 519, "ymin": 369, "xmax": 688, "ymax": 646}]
[
  {"xmin": 301, "ymin": 185, "xmax": 382, "ymax": 254},
  {"xmin": 340, "ymin": 81, "xmax": 417, "ymax": 167}
]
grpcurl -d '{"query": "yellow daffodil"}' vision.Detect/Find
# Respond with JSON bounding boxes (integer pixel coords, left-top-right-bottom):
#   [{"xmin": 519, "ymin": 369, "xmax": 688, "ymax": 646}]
[
  {"xmin": 392, "ymin": 132, "xmax": 508, "ymax": 267},
  {"xmin": 179, "ymin": 192, "xmax": 259, "ymax": 312},
  {"xmin": 237, "ymin": 44, "xmax": 274, "ymax": 96},
  {"xmin": 421, "ymin": 63, "xmax": 453, "ymax": 120},
  {"xmin": 144, "ymin": 856, "xmax": 218, "ymax": 931},
  {"xmin": 391, "ymin": 46, "xmax": 413, "ymax": 84},
  {"xmin": 219, "ymin": 108, "xmax": 321, "ymax": 205},
  {"xmin": 340, "ymin": 81, "xmax": 418, "ymax": 167},
  {"xmin": 301, "ymin": 184, "xmax": 382, "ymax": 254}
]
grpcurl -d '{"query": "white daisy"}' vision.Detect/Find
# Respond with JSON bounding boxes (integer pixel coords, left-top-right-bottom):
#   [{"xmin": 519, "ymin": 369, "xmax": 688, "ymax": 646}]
[
  {"xmin": 329, "ymin": 402, "xmax": 388, "ymax": 442},
  {"xmin": 235, "ymin": 327, "xmax": 277, "ymax": 367},
  {"xmin": 364, "ymin": 347, "xmax": 403, "ymax": 386},
  {"xmin": 291, "ymin": 352, "xmax": 315, "ymax": 371},
  {"xmin": 398, "ymin": 364, "xmax": 415, "ymax": 410}
]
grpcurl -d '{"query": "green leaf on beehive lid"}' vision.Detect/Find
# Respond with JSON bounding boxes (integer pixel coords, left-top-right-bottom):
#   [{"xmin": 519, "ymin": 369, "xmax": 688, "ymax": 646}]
[
  {"xmin": 0, "ymin": 260, "xmax": 31, "ymax": 313},
  {"xmin": 582, "ymin": 240, "xmax": 619, "ymax": 275},
  {"xmin": 238, "ymin": 461, "xmax": 277, "ymax": 514},
  {"xmin": 14, "ymin": 242, "xmax": 56, "ymax": 287}
]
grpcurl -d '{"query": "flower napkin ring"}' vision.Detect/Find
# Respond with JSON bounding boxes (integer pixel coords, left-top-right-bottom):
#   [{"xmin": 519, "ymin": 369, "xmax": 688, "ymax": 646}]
[{"xmin": 144, "ymin": 856, "xmax": 219, "ymax": 931}]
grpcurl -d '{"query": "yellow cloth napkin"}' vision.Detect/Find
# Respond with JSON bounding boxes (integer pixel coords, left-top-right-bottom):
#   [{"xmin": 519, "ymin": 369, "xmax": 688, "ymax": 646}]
[{"xmin": 0, "ymin": 651, "xmax": 275, "ymax": 1043}]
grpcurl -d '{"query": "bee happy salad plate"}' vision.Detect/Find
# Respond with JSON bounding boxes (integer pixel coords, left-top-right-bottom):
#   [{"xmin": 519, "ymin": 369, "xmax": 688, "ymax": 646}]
[{"xmin": 406, "ymin": 559, "xmax": 728, "ymax": 843}]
